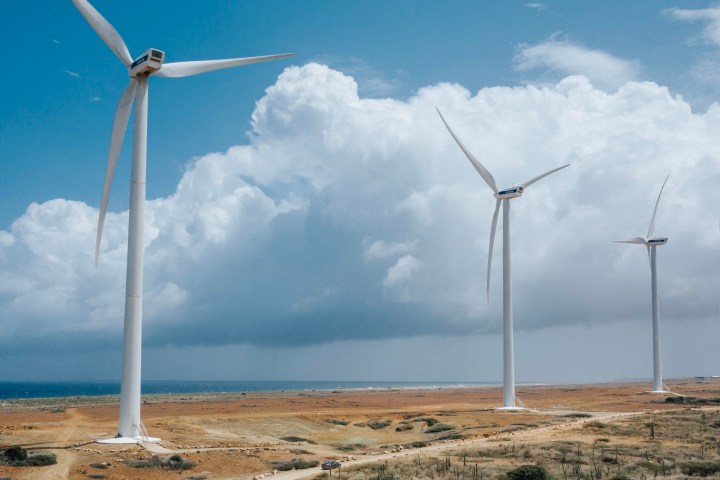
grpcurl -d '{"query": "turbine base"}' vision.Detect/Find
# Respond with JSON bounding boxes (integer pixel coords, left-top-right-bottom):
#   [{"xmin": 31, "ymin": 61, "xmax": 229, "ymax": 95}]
[
  {"xmin": 645, "ymin": 390, "xmax": 672, "ymax": 395},
  {"xmin": 494, "ymin": 406, "xmax": 528, "ymax": 412},
  {"xmin": 97, "ymin": 435, "xmax": 161, "ymax": 444}
]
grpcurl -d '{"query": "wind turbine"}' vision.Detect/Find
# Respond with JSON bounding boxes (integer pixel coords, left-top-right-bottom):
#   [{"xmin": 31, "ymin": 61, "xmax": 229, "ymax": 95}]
[
  {"xmin": 615, "ymin": 175, "xmax": 670, "ymax": 394},
  {"xmin": 70, "ymin": 0, "xmax": 293, "ymax": 443},
  {"xmin": 437, "ymin": 108, "xmax": 569, "ymax": 410}
]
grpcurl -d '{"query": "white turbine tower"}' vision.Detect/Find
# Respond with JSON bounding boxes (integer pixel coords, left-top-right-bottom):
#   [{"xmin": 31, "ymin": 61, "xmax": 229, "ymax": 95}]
[
  {"xmin": 70, "ymin": 0, "xmax": 294, "ymax": 443},
  {"xmin": 437, "ymin": 108, "xmax": 569, "ymax": 410},
  {"xmin": 615, "ymin": 175, "xmax": 670, "ymax": 394}
]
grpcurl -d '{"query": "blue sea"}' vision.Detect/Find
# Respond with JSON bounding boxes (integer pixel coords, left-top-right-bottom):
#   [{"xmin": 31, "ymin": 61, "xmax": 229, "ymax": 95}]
[{"xmin": 0, "ymin": 380, "xmax": 492, "ymax": 401}]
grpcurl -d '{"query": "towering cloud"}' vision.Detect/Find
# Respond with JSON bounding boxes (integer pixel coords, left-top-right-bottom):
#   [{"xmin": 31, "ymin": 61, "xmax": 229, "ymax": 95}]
[{"xmin": 1, "ymin": 63, "xmax": 718, "ymax": 360}]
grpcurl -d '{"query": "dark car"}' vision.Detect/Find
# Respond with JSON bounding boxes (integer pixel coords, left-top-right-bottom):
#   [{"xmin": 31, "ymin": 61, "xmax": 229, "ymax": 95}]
[{"xmin": 322, "ymin": 460, "xmax": 342, "ymax": 470}]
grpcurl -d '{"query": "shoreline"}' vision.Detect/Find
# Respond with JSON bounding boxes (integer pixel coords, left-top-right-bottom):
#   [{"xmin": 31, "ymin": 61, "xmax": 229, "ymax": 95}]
[{"xmin": 0, "ymin": 378, "xmax": 681, "ymax": 411}]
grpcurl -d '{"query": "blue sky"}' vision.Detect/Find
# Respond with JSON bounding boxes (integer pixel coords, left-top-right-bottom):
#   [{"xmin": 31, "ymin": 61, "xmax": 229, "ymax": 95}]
[
  {"xmin": 1, "ymin": 1, "xmax": 719, "ymax": 384},
  {"xmin": 2, "ymin": 0, "xmax": 715, "ymax": 227}
]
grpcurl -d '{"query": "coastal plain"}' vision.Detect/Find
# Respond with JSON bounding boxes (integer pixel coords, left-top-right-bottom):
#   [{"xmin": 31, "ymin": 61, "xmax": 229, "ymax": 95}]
[{"xmin": 1, "ymin": 378, "xmax": 719, "ymax": 479}]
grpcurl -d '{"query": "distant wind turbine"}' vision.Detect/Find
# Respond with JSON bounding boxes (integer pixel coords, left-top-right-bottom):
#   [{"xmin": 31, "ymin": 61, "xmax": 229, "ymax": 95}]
[
  {"xmin": 437, "ymin": 108, "xmax": 570, "ymax": 410},
  {"xmin": 615, "ymin": 175, "xmax": 670, "ymax": 394},
  {"xmin": 70, "ymin": 0, "xmax": 294, "ymax": 443}
]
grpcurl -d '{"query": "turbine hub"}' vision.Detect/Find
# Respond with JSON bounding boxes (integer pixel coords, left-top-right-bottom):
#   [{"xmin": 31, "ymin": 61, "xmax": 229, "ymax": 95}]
[{"xmin": 129, "ymin": 48, "xmax": 165, "ymax": 78}]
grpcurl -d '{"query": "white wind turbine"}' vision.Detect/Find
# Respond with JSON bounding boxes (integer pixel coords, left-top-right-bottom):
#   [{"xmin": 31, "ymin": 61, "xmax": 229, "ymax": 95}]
[
  {"xmin": 615, "ymin": 175, "xmax": 670, "ymax": 394},
  {"xmin": 437, "ymin": 108, "xmax": 569, "ymax": 410},
  {"xmin": 70, "ymin": 0, "xmax": 293, "ymax": 443}
]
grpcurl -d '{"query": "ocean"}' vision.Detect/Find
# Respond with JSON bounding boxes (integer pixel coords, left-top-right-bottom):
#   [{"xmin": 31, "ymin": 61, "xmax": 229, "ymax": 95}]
[{"xmin": 0, "ymin": 380, "xmax": 492, "ymax": 400}]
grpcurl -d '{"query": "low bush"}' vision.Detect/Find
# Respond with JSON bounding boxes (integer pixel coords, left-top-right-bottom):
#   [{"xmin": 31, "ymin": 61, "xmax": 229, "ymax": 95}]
[
  {"xmin": 395, "ymin": 423, "xmax": 413, "ymax": 432},
  {"xmin": 584, "ymin": 421, "xmax": 606, "ymax": 429},
  {"xmin": 2, "ymin": 446, "xmax": 27, "ymax": 462},
  {"xmin": 26, "ymin": 453, "xmax": 58, "ymax": 466},
  {"xmin": 0, "ymin": 446, "xmax": 56, "ymax": 467},
  {"xmin": 366, "ymin": 420, "xmax": 392, "ymax": 430},
  {"xmin": 325, "ymin": 419, "xmax": 349, "ymax": 426},
  {"xmin": 679, "ymin": 461, "xmax": 720, "ymax": 477},
  {"xmin": 268, "ymin": 458, "xmax": 319, "ymax": 471},
  {"xmin": 125, "ymin": 454, "xmax": 195, "ymax": 470},
  {"xmin": 506, "ymin": 464, "xmax": 550, "ymax": 480},
  {"xmin": 425, "ymin": 423, "xmax": 455, "ymax": 433},
  {"xmin": 420, "ymin": 417, "xmax": 438, "ymax": 427},
  {"xmin": 280, "ymin": 436, "xmax": 316, "ymax": 444},
  {"xmin": 406, "ymin": 441, "xmax": 429, "ymax": 448}
]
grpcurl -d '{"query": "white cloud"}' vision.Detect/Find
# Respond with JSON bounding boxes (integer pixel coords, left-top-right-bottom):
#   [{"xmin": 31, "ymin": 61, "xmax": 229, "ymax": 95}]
[
  {"xmin": 1, "ymin": 63, "xmax": 720, "ymax": 359},
  {"xmin": 664, "ymin": 6, "xmax": 720, "ymax": 46},
  {"xmin": 63, "ymin": 70, "xmax": 80, "ymax": 78},
  {"xmin": 525, "ymin": 3, "xmax": 547, "ymax": 10},
  {"xmin": 383, "ymin": 255, "xmax": 424, "ymax": 288},
  {"xmin": 514, "ymin": 36, "xmax": 641, "ymax": 91},
  {"xmin": 362, "ymin": 238, "xmax": 415, "ymax": 261}
]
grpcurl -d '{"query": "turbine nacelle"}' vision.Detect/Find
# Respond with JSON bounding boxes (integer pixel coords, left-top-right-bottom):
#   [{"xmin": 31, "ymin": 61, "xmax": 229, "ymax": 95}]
[
  {"xmin": 129, "ymin": 48, "xmax": 165, "ymax": 77},
  {"xmin": 494, "ymin": 186, "xmax": 524, "ymax": 199},
  {"xmin": 615, "ymin": 237, "xmax": 669, "ymax": 246},
  {"xmin": 648, "ymin": 237, "xmax": 668, "ymax": 246}
]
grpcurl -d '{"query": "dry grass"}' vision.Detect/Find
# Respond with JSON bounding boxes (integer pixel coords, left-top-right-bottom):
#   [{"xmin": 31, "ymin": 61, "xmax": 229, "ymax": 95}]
[{"xmin": 324, "ymin": 408, "xmax": 720, "ymax": 480}]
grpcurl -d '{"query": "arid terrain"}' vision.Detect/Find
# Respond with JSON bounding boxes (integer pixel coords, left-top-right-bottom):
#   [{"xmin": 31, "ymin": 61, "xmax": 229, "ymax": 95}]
[{"xmin": 1, "ymin": 378, "xmax": 719, "ymax": 480}]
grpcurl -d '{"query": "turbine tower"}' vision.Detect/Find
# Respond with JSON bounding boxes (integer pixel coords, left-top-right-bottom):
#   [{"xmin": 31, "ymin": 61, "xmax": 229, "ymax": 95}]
[
  {"xmin": 615, "ymin": 175, "xmax": 670, "ymax": 394},
  {"xmin": 70, "ymin": 0, "xmax": 293, "ymax": 443},
  {"xmin": 437, "ymin": 108, "xmax": 569, "ymax": 410}
]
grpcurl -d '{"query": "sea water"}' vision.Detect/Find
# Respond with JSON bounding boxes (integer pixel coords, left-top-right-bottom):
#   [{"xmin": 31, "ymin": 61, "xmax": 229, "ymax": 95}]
[{"xmin": 0, "ymin": 380, "xmax": 493, "ymax": 400}]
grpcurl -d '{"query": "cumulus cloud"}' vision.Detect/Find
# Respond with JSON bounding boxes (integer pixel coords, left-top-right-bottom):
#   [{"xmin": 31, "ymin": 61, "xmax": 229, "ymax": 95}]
[
  {"xmin": 1, "ymin": 63, "xmax": 719, "ymax": 358},
  {"xmin": 514, "ymin": 36, "xmax": 641, "ymax": 90},
  {"xmin": 383, "ymin": 255, "xmax": 424, "ymax": 289},
  {"xmin": 664, "ymin": 6, "xmax": 720, "ymax": 46}
]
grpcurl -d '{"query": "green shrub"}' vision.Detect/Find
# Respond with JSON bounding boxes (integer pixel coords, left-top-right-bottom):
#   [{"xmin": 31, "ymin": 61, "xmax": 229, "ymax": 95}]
[
  {"xmin": 367, "ymin": 420, "xmax": 392, "ymax": 430},
  {"xmin": 167, "ymin": 454, "xmax": 196, "ymax": 470},
  {"xmin": 125, "ymin": 454, "xmax": 195, "ymax": 470},
  {"xmin": 268, "ymin": 458, "xmax": 319, "ymax": 471},
  {"xmin": 280, "ymin": 436, "xmax": 316, "ymax": 444},
  {"xmin": 426, "ymin": 423, "xmax": 455, "ymax": 433},
  {"xmin": 26, "ymin": 453, "xmax": 57, "ymax": 466},
  {"xmin": 584, "ymin": 421, "xmax": 606, "ymax": 429},
  {"xmin": 679, "ymin": 461, "xmax": 720, "ymax": 477},
  {"xmin": 3, "ymin": 446, "xmax": 28, "ymax": 462},
  {"xmin": 395, "ymin": 423, "xmax": 413, "ymax": 432},
  {"xmin": 506, "ymin": 464, "xmax": 550, "ymax": 480},
  {"xmin": 609, "ymin": 475, "xmax": 630, "ymax": 480},
  {"xmin": 325, "ymin": 419, "xmax": 350, "ymax": 426},
  {"xmin": 407, "ymin": 441, "xmax": 429, "ymax": 448}
]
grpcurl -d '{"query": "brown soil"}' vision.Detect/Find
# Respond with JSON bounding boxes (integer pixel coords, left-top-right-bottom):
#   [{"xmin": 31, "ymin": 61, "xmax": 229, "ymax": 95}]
[{"xmin": 1, "ymin": 378, "xmax": 718, "ymax": 480}]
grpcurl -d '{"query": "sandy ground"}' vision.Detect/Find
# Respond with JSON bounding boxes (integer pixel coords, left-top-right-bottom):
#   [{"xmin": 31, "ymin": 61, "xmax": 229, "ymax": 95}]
[{"xmin": 1, "ymin": 378, "xmax": 718, "ymax": 479}]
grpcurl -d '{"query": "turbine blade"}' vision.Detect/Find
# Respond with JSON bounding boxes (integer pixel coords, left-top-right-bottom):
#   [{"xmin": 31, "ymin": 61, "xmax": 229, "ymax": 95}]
[
  {"xmin": 155, "ymin": 53, "xmax": 295, "ymax": 78},
  {"xmin": 518, "ymin": 163, "xmax": 571, "ymax": 189},
  {"xmin": 487, "ymin": 199, "xmax": 501, "ymax": 301},
  {"xmin": 613, "ymin": 237, "xmax": 647, "ymax": 245},
  {"xmin": 647, "ymin": 174, "xmax": 669, "ymax": 238},
  {"xmin": 70, "ymin": 0, "xmax": 133, "ymax": 66},
  {"xmin": 96, "ymin": 78, "xmax": 137, "ymax": 264},
  {"xmin": 436, "ymin": 108, "xmax": 498, "ymax": 193}
]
